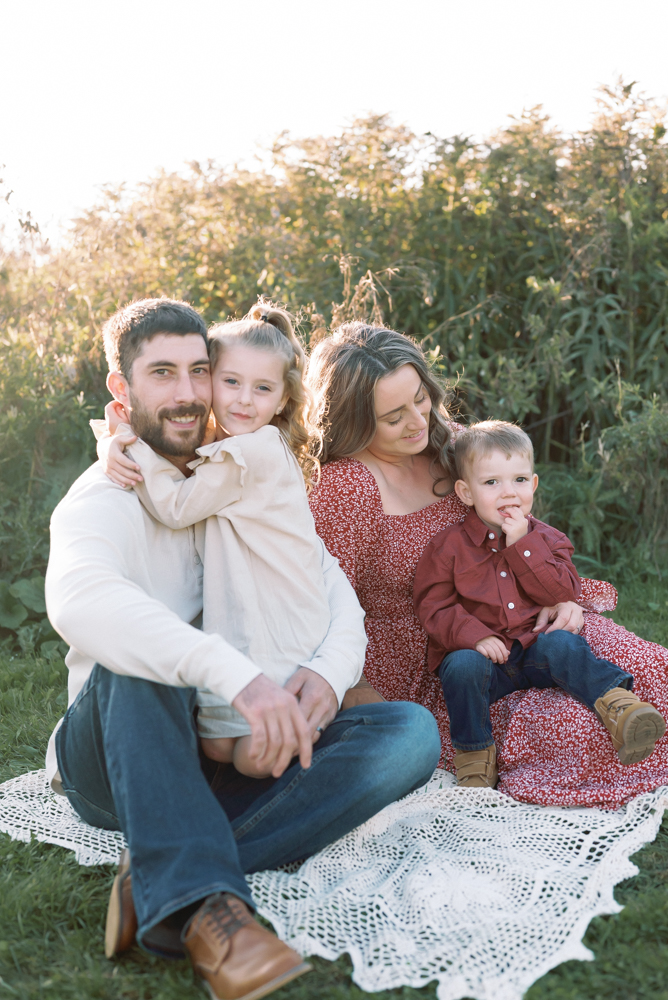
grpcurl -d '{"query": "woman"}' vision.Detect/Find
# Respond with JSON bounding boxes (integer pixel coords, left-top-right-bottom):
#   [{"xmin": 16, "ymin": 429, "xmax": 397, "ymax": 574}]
[{"xmin": 308, "ymin": 322, "xmax": 668, "ymax": 808}]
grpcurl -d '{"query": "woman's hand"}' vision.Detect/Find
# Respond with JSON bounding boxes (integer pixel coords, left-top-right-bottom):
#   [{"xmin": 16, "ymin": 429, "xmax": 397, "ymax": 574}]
[
  {"xmin": 103, "ymin": 434, "xmax": 143, "ymax": 488},
  {"xmin": 533, "ymin": 601, "xmax": 584, "ymax": 635}
]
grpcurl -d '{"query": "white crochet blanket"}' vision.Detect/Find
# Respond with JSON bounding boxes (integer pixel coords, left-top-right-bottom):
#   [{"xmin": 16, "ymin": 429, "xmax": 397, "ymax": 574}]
[{"xmin": 1, "ymin": 768, "xmax": 666, "ymax": 1000}]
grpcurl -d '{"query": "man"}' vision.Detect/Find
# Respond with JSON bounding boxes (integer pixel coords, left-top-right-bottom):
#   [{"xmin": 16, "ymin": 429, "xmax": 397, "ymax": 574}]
[{"xmin": 45, "ymin": 298, "xmax": 441, "ymax": 1000}]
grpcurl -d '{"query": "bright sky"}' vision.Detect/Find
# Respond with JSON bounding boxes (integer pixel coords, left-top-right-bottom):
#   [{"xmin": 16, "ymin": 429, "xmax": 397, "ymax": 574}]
[{"xmin": 2, "ymin": 0, "xmax": 667, "ymax": 243}]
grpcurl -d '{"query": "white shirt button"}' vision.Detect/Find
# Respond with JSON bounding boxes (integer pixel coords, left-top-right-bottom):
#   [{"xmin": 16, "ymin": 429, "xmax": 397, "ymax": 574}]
[
  {"xmin": 489, "ymin": 533, "xmax": 495, "ymax": 539},
  {"xmin": 500, "ymin": 571, "xmax": 507, "ymax": 578},
  {"xmin": 524, "ymin": 550, "xmax": 531, "ymax": 557},
  {"xmin": 508, "ymin": 602, "xmax": 515, "ymax": 609},
  {"xmin": 491, "ymin": 548, "xmax": 497, "ymax": 553}
]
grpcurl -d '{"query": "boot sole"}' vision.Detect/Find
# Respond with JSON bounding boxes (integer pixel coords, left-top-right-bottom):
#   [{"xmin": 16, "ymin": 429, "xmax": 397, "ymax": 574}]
[
  {"xmin": 618, "ymin": 707, "xmax": 666, "ymax": 765},
  {"xmin": 204, "ymin": 960, "xmax": 312, "ymax": 1000},
  {"xmin": 105, "ymin": 848, "xmax": 134, "ymax": 959}
]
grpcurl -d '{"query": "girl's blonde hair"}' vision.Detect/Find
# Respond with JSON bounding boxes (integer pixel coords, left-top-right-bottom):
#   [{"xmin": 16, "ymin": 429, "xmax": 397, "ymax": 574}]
[
  {"xmin": 208, "ymin": 300, "xmax": 320, "ymax": 487},
  {"xmin": 307, "ymin": 322, "xmax": 455, "ymax": 494}
]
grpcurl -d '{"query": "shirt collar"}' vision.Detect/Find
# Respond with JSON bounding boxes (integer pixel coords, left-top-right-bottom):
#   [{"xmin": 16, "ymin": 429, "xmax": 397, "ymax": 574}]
[{"xmin": 462, "ymin": 508, "xmax": 497, "ymax": 546}]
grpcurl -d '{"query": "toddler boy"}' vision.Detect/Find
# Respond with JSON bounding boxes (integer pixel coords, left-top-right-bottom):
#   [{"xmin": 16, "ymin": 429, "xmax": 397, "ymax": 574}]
[{"xmin": 413, "ymin": 420, "xmax": 665, "ymax": 788}]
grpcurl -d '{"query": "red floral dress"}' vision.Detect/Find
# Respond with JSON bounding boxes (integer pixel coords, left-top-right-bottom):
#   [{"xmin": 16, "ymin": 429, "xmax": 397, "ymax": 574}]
[{"xmin": 309, "ymin": 458, "xmax": 668, "ymax": 808}]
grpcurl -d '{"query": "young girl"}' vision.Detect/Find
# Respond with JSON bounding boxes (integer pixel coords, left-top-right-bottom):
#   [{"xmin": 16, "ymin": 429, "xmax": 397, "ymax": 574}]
[{"xmin": 95, "ymin": 303, "xmax": 350, "ymax": 778}]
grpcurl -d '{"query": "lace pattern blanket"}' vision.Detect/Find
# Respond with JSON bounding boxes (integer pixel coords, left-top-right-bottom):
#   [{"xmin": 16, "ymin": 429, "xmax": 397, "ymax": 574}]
[{"xmin": 1, "ymin": 768, "xmax": 666, "ymax": 1000}]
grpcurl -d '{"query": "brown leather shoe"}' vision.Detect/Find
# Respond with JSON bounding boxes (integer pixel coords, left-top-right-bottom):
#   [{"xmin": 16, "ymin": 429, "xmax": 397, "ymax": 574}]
[
  {"xmin": 105, "ymin": 848, "xmax": 138, "ymax": 958},
  {"xmin": 453, "ymin": 745, "xmax": 498, "ymax": 788},
  {"xmin": 183, "ymin": 892, "xmax": 311, "ymax": 1000},
  {"xmin": 595, "ymin": 687, "xmax": 666, "ymax": 765}
]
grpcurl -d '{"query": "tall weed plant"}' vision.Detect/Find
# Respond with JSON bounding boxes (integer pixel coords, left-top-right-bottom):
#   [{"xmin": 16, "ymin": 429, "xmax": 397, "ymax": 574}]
[{"xmin": 1, "ymin": 78, "xmax": 667, "ymax": 646}]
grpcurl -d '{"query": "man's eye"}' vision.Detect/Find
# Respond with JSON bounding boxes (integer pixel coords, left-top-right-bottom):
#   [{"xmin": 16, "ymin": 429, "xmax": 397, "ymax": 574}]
[
  {"xmin": 192, "ymin": 367, "xmax": 209, "ymax": 375},
  {"xmin": 154, "ymin": 369, "xmax": 170, "ymax": 376}
]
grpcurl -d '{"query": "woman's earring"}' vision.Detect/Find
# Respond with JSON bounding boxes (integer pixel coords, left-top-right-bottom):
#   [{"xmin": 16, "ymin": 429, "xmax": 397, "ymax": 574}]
[{"xmin": 276, "ymin": 407, "xmax": 283, "ymax": 414}]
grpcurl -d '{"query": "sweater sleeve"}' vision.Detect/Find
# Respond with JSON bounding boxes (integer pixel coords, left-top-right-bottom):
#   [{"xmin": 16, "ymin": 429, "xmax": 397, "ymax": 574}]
[
  {"xmin": 299, "ymin": 539, "xmax": 366, "ymax": 702},
  {"xmin": 45, "ymin": 490, "xmax": 262, "ymax": 704},
  {"xmin": 413, "ymin": 539, "xmax": 502, "ymax": 655},
  {"xmin": 128, "ymin": 438, "xmax": 246, "ymax": 528},
  {"xmin": 503, "ymin": 525, "xmax": 581, "ymax": 607},
  {"xmin": 93, "ymin": 421, "xmax": 257, "ymax": 528}
]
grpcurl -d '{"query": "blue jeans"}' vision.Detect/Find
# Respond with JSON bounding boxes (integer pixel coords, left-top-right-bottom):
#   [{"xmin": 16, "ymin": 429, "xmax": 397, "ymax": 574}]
[
  {"xmin": 438, "ymin": 630, "xmax": 633, "ymax": 751},
  {"xmin": 56, "ymin": 665, "xmax": 440, "ymax": 954}
]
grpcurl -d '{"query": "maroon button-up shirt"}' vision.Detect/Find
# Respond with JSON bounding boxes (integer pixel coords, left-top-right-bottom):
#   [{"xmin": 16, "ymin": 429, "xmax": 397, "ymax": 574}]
[{"xmin": 413, "ymin": 509, "xmax": 581, "ymax": 673}]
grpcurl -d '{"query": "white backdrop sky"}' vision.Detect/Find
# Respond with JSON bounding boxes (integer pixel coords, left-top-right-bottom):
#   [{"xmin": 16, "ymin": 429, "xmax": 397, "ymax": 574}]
[{"xmin": 2, "ymin": 0, "xmax": 667, "ymax": 241}]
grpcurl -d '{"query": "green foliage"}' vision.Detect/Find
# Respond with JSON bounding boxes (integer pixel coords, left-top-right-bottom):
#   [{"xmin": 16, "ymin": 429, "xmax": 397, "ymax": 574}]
[
  {"xmin": 1, "ymin": 77, "xmax": 668, "ymax": 634},
  {"xmin": 2, "ymin": 576, "xmax": 668, "ymax": 998}
]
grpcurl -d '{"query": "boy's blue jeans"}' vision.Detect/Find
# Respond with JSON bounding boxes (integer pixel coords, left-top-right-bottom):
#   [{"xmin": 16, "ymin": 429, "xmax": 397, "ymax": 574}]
[
  {"xmin": 438, "ymin": 630, "xmax": 633, "ymax": 751},
  {"xmin": 55, "ymin": 665, "xmax": 440, "ymax": 955}
]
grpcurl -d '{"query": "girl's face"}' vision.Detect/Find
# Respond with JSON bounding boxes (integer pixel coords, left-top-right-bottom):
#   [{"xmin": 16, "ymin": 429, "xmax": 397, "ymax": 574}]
[
  {"xmin": 212, "ymin": 343, "xmax": 288, "ymax": 436},
  {"xmin": 364, "ymin": 363, "xmax": 432, "ymax": 459}
]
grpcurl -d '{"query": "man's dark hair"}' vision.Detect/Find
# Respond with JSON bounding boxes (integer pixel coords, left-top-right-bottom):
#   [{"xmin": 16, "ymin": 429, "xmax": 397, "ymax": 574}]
[{"xmin": 102, "ymin": 298, "xmax": 208, "ymax": 381}]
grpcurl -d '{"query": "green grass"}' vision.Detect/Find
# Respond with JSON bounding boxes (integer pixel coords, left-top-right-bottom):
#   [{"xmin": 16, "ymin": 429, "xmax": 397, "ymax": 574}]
[{"xmin": 1, "ymin": 578, "xmax": 668, "ymax": 999}]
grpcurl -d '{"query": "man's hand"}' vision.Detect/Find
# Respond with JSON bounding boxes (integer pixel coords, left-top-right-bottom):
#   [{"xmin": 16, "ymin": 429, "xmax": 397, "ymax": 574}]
[
  {"xmin": 499, "ymin": 505, "xmax": 529, "ymax": 546},
  {"xmin": 232, "ymin": 674, "xmax": 313, "ymax": 778},
  {"xmin": 475, "ymin": 636, "xmax": 509, "ymax": 663},
  {"xmin": 533, "ymin": 600, "xmax": 584, "ymax": 635},
  {"xmin": 284, "ymin": 667, "xmax": 338, "ymax": 743}
]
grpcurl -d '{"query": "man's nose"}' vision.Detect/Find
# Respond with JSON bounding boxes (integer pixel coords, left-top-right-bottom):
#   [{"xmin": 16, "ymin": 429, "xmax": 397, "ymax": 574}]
[{"xmin": 173, "ymin": 372, "xmax": 199, "ymax": 404}]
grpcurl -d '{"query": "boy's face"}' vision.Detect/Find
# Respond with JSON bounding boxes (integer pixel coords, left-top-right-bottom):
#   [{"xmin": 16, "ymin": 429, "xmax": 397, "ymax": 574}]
[
  {"xmin": 212, "ymin": 344, "xmax": 288, "ymax": 436},
  {"xmin": 454, "ymin": 448, "xmax": 538, "ymax": 533}
]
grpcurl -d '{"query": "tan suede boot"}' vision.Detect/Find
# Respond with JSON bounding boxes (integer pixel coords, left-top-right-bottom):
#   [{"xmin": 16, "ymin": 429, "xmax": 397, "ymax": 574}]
[
  {"xmin": 594, "ymin": 687, "xmax": 666, "ymax": 765},
  {"xmin": 453, "ymin": 745, "xmax": 497, "ymax": 788}
]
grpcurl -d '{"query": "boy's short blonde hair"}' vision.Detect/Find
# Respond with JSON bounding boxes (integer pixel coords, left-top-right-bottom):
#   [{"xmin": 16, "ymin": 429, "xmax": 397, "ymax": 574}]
[{"xmin": 454, "ymin": 420, "xmax": 534, "ymax": 480}]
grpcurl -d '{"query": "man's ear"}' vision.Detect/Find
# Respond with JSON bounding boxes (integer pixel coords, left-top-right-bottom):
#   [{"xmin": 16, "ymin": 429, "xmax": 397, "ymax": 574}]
[
  {"xmin": 454, "ymin": 479, "xmax": 474, "ymax": 507},
  {"xmin": 107, "ymin": 371, "xmax": 131, "ymax": 409}
]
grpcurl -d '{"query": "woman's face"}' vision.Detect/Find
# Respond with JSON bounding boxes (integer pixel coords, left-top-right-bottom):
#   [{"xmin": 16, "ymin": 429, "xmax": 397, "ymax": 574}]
[{"xmin": 366, "ymin": 363, "xmax": 432, "ymax": 459}]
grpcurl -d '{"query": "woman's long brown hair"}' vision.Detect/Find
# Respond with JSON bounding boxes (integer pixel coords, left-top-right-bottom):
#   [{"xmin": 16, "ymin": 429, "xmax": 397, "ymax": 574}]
[{"xmin": 307, "ymin": 322, "xmax": 455, "ymax": 494}]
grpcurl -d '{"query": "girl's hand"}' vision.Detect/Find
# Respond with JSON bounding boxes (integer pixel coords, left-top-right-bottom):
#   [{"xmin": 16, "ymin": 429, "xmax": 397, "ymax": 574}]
[
  {"xmin": 105, "ymin": 399, "xmax": 129, "ymax": 433},
  {"xmin": 103, "ymin": 434, "xmax": 143, "ymax": 488},
  {"xmin": 201, "ymin": 413, "xmax": 230, "ymax": 447},
  {"xmin": 499, "ymin": 505, "xmax": 529, "ymax": 546}
]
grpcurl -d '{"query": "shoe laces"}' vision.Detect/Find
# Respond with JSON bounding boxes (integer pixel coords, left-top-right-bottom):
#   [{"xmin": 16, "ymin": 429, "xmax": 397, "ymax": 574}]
[{"xmin": 195, "ymin": 893, "xmax": 253, "ymax": 945}]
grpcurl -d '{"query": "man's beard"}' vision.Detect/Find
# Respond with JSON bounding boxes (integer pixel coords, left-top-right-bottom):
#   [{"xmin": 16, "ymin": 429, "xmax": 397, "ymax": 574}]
[{"xmin": 127, "ymin": 394, "xmax": 209, "ymax": 457}]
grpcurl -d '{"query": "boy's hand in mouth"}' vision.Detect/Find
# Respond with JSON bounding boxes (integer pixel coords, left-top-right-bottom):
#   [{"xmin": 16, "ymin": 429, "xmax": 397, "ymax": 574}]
[{"xmin": 499, "ymin": 504, "xmax": 529, "ymax": 546}]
